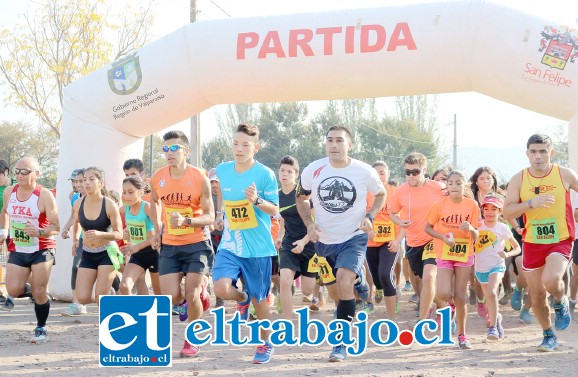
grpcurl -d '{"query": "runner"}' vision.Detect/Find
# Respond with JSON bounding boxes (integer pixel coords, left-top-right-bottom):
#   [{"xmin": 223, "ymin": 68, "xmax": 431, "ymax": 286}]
[
  {"xmin": 474, "ymin": 194, "xmax": 521, "ymax": 341},
  {"xmin": 0, "ymin": 159, "xmax": 15, "ymax": 305},
  {"xmin": 365, "ymin": 161, "xmax": 403, "ymax": 320},
  {"xmin": 149, "ymin": 130, "xmax": 215, "ymax": 358},
  {"xmin": 425, "ymin": 170, "xmax": 480, "ymax": 349},
  {"xmin": 390, "ymin": 152, "xmax": 446, "ymax": 321},
  {"xmin": 60, "ymin": 169, "xmax": 88, "ymax": 316},
  {"xmin": 0, "ymin": 157, "xmax": 59, "ymax": 343},
  {"xmin": 276, "ymin": 155, "xmax": 317, "ymax": 320},
  {"xmin": 72, "ymin": 167, "xmax": 124, "ymax": 308},
  {"xmin": 212, "ymin": 124, "xmax": 279, "ymax": 364},
  {"xmin": 118, "ymin": 176, "xmax": 160, "ymax": 295},
  {"xmin": 504, "ymin": 133, "xmax": 577, "ymax": 351},
  {"xmin": 208, "ymin": 168, "xmax": 225, "ymax": 308},
  {"xmin": 296, "ymin": 125, "xmax": 385, "ymax": 362}
]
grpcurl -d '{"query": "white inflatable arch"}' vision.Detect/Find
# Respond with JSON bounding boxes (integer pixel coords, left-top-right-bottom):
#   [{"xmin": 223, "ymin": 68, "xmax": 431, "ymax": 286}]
[{"xmin": 52, "ymin": 0, "xmax": 578, "ymax": 299}]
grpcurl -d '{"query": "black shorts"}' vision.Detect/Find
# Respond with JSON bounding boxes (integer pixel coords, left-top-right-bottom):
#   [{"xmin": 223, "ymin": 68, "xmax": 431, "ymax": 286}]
[
  {"xmin": 406, "ymin": 243, "xmax": 437, "ymax": 279},
  {"xmin": 572, "ymin": 241, "xmax": 578, "ymax": 266},
  {"xmin": 128, "ymin": 246, "xmax": 159, "ymax": 273},
  {"xmin": 159, "ymin": 240, "xmax": 213, "ymax": 276},
  {"xmin": 271, "ymin": 255, "xmax": 279, "ymax": 276},
  {"xmin": 279, "ymin": 241, "xmax": 317, "ymax": 279},
  {"xmin": 79, "ymin": 250, "xmax": 113, "ymax": 270},
  {"xmin": 8, "ymin": 249, "xmax": 55, "ymax": 267}
]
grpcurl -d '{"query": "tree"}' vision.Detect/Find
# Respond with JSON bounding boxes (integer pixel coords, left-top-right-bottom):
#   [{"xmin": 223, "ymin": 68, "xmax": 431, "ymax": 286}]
[
  {"xmin": 551, "ymin": 123, "xmax": 568, "ymax": 166},
  {"xmin": 0, "ymin": 121, "xmax": 59, "ymax": 188},
  {"xmin": 141, "ymin": 134, "xmax": 166, "ymax": 177},
  {"xmin": 0, "ymin": 0, "xmax": 154, "ymax": 136}
]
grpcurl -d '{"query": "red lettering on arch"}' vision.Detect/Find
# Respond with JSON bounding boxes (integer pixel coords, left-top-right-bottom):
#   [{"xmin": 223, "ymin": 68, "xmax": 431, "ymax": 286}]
[
  {"xmin": 388, "ymin": 22, "xmax": 417, "ymax": 51},
  {"xmin": 360, "ymin": 24, "xmax": 386, "ymax": 53},
  {"xmin": 316, "ymin": 27, "xmax": 342, "ymax": 55},
  {"xmin": 258, "ymin": 31, "xmax": 286, "ymax": 59},
  {"xmin": 289, "ymin": 29, "xmax": 314, "ymax": 57},
  {"xmin": 237, "ymin": 32, "xmax": 259, "ymax": 60}
]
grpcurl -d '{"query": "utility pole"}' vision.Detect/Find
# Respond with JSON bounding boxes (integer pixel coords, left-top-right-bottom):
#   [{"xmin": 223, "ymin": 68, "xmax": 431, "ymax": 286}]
[
  {"xmin": 190, "ymin": 0, "xmax": 201, "ymax": 167},
  {"xmin": 452, "ymin": 114, "xmax": 457, "ymax": 169}
]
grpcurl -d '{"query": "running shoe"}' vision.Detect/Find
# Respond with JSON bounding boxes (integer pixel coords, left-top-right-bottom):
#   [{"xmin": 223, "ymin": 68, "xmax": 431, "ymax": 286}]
[
  {"xmin": 519, "ymin": 308, "xmax": 534, "ymax": 324},
  {"xmin": 200, "ymin": 283, "xmax": 210, "ymax": 312},
  {"xmin": 215, "ymin": 297, "xmax": 225, "ymax": 308},
  {"xmin": 18, "ymin": 283, "xmax": 33, "ymax": 298},
  {"xmin": 302, "ymin": 295, "xmax": 313, "ymax": 303},
  {"xmin": 0, "ymin": 296, "xmax": 14, "ymax": 311},
  {"xmin": 537, "ymin": 334, "xmax": 558, "ymax": 352},
  {"xmin": 510, "ymin": 287, "xmax": 524, "ymax": 311},
  {"xmin": 329, "ymin": 345, "xmax": 347, "ymax": 362},
  {"xmin": 363, "ymin": 302, "xmax": 374, "ymax": 315},
  {"xmin": 409, "ymin": 294, "xmax": 419, "ymax": 303},
  {"xmin": 172, "ymin": 304, "xmax": 179, "ymax": 315},
  {"xmin": 457, "ymin": 334, "xmax": 472, "ymax": 349},
  {"xmin": 179, "ymin": 340, "xmax": 200, "ymax": 357},
  {"xmin": 309, "ymin": 295, "xmax": 325, "ymax": 311},
  {"xmin": 487, "ymin": 326, "xmax": 499, "ymax": 341},
  {"xmin": 61, "ymin": 303, "xmax": 87, "ymax": 316},
  {"xmin": 178, "ymin": 300, "xmax": 188, "ymax": 322},
  {"xmin": 0, "ymin": 293, "xmax": 6, "ymax": 304},
  {"xmin": 236, "ymin": 292, "xmax": 250, "ymax": 321},
  {"xmin": 496, "ymin": 313, "xmax": 504, "ymax": 339},
  {"xmin": 354, "ymin": 271, "xmax": 370, "ymax": 301},
  {"xmin": 253, "ymin": 341, "xmax": 274, "ymax": 364},
  {"xmin": 30, "ymin": 327, "xmax": 49, "ymax": 344},
  {"xmin": 374, "ymin": 289, "xmax": 384, "ymax": 304},
  {"xmin": 355, "ymin": 300, "xmax": 364, "ymax": 312},
  {"xmin": 404, "ymin": 281, "xmax": 412, "ymax": 292},
  {"xmin": 498, "ymin": 289, "xmax": 512, "ymax": 305},
  {"xmin": 477, "ymin": 301, "xmax": 488, "ymax": 319},
  {"xmin": 275, "ymin": 295, "xmax": 282, "ymax": 315},
  {"xmin": 553, "ymin": 296, "xmax": 572, "ymax": 331}
]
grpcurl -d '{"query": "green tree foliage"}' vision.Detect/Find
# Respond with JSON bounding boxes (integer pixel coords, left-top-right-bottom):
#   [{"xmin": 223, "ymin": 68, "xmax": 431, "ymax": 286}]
[
  {"xmin": 0, "ymin": 121, "xmax": 59, "ymax": 188},
  {"xmin": 0, "ymin": 0, "xmax": 154, "ymax": 136}
]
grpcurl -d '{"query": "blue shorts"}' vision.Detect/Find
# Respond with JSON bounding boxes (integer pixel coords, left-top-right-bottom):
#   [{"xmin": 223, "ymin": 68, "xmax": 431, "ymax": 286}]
[
  {"xmin": 315, "ymin": 233, "xmax": 368, "ymax": 277},
  {"xmin": 212, "ymin": 250, "xmax": 272, "ymax": 303},
  {"xmin": 475, "ymin": 265, "xmax": 506, "ymax": 284}
]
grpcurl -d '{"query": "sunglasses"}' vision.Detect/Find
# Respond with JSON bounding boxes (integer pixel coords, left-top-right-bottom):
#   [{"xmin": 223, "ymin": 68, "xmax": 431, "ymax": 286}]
[
  {"xmin": 14, "ymin": 168, "xmax": 34, "ymax": 176},
  {"xmin": 405, "ymin": 169, "xmax": 421, "ymax": 177},
  {"xmin": 162, "ymin": 144, "xmax": 188, "ymax": 153}
]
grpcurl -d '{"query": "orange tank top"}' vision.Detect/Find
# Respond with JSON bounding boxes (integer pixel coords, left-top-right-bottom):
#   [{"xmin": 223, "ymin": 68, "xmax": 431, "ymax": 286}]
[{"xmin": 151, "ymin": 165, "xmax": 208, "ymax": 245}]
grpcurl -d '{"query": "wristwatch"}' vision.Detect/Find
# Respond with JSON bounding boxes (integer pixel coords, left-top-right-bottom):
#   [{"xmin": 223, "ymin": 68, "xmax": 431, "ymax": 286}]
[
  {"xmin": 39, "ymin": 229, "xmax": 45, "ymax": 237},
  {"xmin": 254, "ymin": 196, "xmax": 264, "ymax": 205},
  {"xmin": 365, "ymin": 213, "xmax": 374, "ymax": 223},
  {"xmin": 186, "ymin": 217, "xmax": 193, "ymax": 226}
]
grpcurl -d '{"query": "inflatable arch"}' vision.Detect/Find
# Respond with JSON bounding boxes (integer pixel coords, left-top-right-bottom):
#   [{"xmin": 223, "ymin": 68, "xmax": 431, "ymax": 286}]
[{"xmin": 52, "ymin": 0, "xmax": 578, "ymax": 299}]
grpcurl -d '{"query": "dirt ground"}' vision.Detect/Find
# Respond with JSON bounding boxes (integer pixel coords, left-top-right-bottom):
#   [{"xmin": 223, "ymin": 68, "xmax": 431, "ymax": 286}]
[{"xmin": 0, "ymin": 285, "xmax": 577, "ymax": 377}]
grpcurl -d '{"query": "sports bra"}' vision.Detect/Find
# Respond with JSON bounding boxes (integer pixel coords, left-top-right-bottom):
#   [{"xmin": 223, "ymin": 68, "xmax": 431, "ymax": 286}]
[{"xmin": 79, "ymin": 197, "xmax": 111, "ymax": 232}]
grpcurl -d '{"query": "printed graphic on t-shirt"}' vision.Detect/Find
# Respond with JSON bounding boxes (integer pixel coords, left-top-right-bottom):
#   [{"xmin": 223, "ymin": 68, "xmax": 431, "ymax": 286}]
[{"xmin": 317, "ymin": 176, "xmax": 356, "ymax": 214}]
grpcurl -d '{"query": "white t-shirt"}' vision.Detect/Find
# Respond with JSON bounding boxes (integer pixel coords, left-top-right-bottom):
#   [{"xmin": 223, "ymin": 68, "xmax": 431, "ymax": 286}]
[
  {"xmin": 300, "ymin": 157, "xmax": 384, "ymax": 244},
  {"xmin": 474, "ymin": 220, "xmax": 513, "ymax": 272}
]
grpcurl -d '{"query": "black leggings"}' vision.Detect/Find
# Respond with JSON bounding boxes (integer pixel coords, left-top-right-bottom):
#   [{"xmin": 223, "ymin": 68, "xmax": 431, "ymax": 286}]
[{"xmin": 366, "ymin": 243, "xmax": 398, "ymax": 297}]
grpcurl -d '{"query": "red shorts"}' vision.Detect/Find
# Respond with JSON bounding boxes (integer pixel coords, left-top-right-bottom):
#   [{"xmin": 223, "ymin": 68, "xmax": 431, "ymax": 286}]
[{"xmin": 522, "ymin": 239, "xmax": 573, "ymax": 271}]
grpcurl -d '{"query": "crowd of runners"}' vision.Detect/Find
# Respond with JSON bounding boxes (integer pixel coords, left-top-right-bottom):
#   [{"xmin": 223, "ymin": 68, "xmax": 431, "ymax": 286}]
[{"xmin": 1, "ymin": 126, "xmax": 577, "ymax": 364}]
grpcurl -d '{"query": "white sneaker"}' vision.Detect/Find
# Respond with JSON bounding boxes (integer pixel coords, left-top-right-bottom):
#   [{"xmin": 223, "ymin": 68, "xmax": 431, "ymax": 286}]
[
  {"xmin": 61, "ymin": 303, "xmax": 87, "ymax": 316},
  {"xmin": 30, "ymin": 327, "xmax": 49, "ymax": 344}
]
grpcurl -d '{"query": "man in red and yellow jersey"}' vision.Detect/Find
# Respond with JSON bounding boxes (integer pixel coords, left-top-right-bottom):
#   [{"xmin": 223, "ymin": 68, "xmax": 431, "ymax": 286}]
[
  {"xmin": 505, "ymin": 133, "xmax": 578, "ymax": 352},
  {"xmin": 149, "ymin": 130, "xmax": 215, "ymax": 358}
]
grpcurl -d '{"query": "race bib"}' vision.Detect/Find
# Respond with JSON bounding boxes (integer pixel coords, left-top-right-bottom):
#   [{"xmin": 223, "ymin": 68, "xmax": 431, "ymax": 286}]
[
  {"xmin": 10, "ymin": 221, "xmax": 33, "ymax": 247},
  {"xmin": 442, "ymin": 238, "xmax": 470, "ymax": 262},
  {"xmin": 530, "ymin": 218, "xmax": 559, "ymax": 244},
  {"xmin": 165, "ymin": 207, "xmax": 194, "ymax": 235},
  {"xmin": 373, "ymin": 220, "xmax": 395, "ymax": 243},
  {"xmin": 126, "ymin": 220, "xmax": 146, "ymax": 245},
  {"xmin": 421, "ymin": 240, "xmax": 436, "ymax": 260},
  {"xmin": 316, "ymin": 256, "xmax": 336, "ymax": 284},
  {"xmin": 308, "ymin": 253, "xmax": 321, "ymax": 273},
  {"xmin": 224, "ymin": 200, "xmax": 258, "ymax": 230},
  {"xmin": 475, "ymin": 230, "xmax": 497, "ymax": 254}
]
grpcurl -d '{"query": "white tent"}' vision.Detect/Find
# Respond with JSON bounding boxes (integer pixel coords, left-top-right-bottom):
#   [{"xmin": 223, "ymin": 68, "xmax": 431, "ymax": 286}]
[{"xmin": 52, "ymin": 0, "xmax": 578, "ymax": 299}]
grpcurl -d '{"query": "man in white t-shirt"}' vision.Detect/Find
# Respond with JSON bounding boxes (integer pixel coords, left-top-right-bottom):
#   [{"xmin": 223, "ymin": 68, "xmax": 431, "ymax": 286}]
[{"xmin": 296, "ymin": 126, "xmax": 385, "ymax": 362}]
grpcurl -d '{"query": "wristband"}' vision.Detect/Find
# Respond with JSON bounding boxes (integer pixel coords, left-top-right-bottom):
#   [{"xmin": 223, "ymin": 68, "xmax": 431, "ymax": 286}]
[{"xmin": 0, "ymin": 229, "xmax": 7, "ymax": 238}]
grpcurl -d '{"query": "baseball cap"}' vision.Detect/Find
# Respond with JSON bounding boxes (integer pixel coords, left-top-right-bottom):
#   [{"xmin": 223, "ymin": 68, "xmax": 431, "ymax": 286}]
[
  {"xmin": 208, "ymin": 168, "xmax": 219, "ymax": 182},
  {"xmin": 482, "ymin": 194, "xmax": 503, "ymax": 209},
  {"xmin": 69, "ymin": 169, "xmax": 82, "ymax": 180}
]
